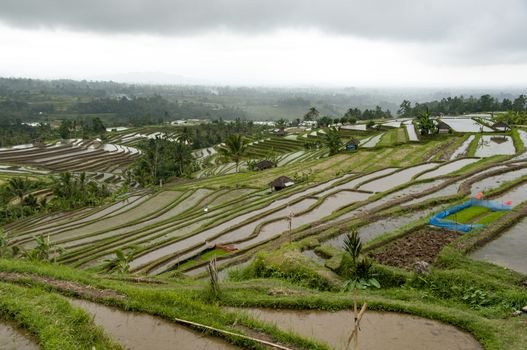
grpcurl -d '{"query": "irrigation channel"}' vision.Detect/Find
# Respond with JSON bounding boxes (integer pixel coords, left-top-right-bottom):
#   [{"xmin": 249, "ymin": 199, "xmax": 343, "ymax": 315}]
[
  {"xmin": 233, "ymin": 308, "xmax": 482, "ymax": 350},
  {"xmin": 0, "ymin": 321, "xmax": 39, "ymax": 350}
]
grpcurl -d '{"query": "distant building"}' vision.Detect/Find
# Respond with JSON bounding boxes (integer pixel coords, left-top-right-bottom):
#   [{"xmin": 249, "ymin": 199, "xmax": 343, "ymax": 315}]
[
  {"xmin": 345, "ymin": 138, "xmax": 360, "ymax": 151},
  {"xmin": 274, "ymin": 128, "xmax": 287, "ymax": 137},
  {"xmin": 269, "ymin": 176, "xmax": 295, "ymax": 191},
  {"xmin": 254, "ymin": 160, "xmax": 275, "ymax": 171},
  {"xmin": 436, "ymin": 120, "xmax": 452, "ymax": 134}
]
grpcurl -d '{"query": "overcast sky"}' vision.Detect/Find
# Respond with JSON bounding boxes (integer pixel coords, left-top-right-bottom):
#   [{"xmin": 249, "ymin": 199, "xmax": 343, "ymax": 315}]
[{"xmin": 1, "ymin": 0, "xmax": 527, "ymax": 87}]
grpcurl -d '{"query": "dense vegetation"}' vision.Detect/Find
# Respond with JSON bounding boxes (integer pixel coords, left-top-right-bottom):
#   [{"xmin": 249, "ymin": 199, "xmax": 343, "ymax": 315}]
[{"xmin": 400, "ymin": 94, "xmax": 527, "ymax": 116}]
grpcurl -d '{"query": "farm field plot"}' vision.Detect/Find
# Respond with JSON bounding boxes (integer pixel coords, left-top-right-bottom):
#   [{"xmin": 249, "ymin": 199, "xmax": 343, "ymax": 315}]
[
  {"xmin": 0, "ymin": 140, "xmax": 140, "ymax": 173},
  {"xmin": 470, "ymin": 217, "xmax": 527, "ymax": 274},
  {"xmin": 475, "ymin": 135, "xmax": 516, "ymax": 157},
  {"xmin": 236, "ymin": 308, "xmax": 482, "ymax": 350},
  {"xmin": 440, "ymin": 118, "xmax": 493, "ymax": 132}
]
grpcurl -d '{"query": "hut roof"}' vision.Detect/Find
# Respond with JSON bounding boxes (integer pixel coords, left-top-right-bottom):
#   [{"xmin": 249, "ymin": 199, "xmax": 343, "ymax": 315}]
[
  {"xmin": 346, "ymin": 138, "xmax": 360, "ymax": 146},
  {"xmin": 436, "ymin": 120, "xmax": 451, "ymax": 130},
  {"xmin": 492, "ymin": 121, "xmax": 510, "ymax": 129},
  {"xmin": 255, "ymin": 159, "xmax": 275, "ymax": 170},
  {"xmin": 269, "ymin": 176, "xmax": 295, "ymax": 188}
]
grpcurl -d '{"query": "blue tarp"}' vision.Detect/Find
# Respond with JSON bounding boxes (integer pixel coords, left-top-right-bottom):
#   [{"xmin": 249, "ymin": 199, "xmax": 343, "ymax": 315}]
[{"xmin": 429, "ymin": 199, "xmax": 512, "ymax": 232}]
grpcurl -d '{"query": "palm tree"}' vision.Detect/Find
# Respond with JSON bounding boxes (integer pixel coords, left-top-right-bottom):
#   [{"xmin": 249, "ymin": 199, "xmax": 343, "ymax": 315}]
[
  {"xmin": 417, "ymin": 109, "xmax": 437, "ymax": 136},
  {"xmin": 323, "ymin": 127, "xmax": 343, "ymax": 155},
  {"xmin": 6, "ymin": 177, "xmax": 31, "ymax": 203},
  {"xmin": 303, "ymin": 107, "xmax": 320, "ymax": 121},
  {"xmin": 217, "ymin": 134, "xmax": 249, "ymax": 173}
]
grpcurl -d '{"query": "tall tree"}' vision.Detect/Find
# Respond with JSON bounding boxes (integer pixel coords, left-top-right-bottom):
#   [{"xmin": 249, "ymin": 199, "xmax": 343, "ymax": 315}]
[
  {"xmin": 323, "ymin": 127, "xmax": 343, "ymax": 155},
  {"xmin": 217, "ymin": 134, "xmax": 249, "ymax": 173},
  {"xmin": 303, "ymin": 107, "xmax": 320, "ymax": 121},
  {"xmin": 416, "ymin": 109, "xmax": 437, "ymax": 136},
  {"xmin": 398, "ymin": 100, "xmax": 412, "ymax": 117}
]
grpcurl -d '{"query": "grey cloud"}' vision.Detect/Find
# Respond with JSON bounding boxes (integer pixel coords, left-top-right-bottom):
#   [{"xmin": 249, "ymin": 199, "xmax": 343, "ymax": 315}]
[{"xmin": 1, "ymin": 0, "xmax": 527, "ymax": 63}]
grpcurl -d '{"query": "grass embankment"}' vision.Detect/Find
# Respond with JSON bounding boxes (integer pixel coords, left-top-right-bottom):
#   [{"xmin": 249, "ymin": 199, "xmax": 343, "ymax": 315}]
[
  {"xmin": 0, "ymin": 259, "xmax": 329, "ymax": 350},
  {"xmin": 0, "ymin": 281, "xmax": 121, "ymax": 350}
]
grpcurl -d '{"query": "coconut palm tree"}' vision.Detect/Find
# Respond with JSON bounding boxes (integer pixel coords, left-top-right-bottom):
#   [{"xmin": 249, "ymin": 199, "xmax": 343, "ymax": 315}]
[
  {"xmin": 6, "ymin": 177, "xmax": 31, "ymax": 203},
  {"xmin": 303, "ymin": 107, "xmax": 320, "ymax": 121},
  {"xmin": 323, "ymin": 127, "xmax": 343, "ymax": 155},
  {"xmin": 217, "ymin": 134, "xmax": 249, "ymax": 173}
]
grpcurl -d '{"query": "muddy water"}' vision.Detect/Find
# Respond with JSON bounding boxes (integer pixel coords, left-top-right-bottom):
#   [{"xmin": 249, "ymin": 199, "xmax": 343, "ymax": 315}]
[
  {"xmin": 0, "ymin": 322, "xmax": 39, "ymax": 350},
  {"xmin": 471, "ymin": 217, "xmax": 527, "ymax": 274},
  {"xmin": 416, "ymin": 158, "xmax": 480, "ymax": 180},
  {"xmin": 475, "ymin": 135, "xmax": 516, "ymax": 157},
  {"xmin": 403, "ymin": 182, "xmax": 460, "ymax": 207},
  {"xmin": 35, "ymin": 190, "xmax": 184, "ymax": 246},
  {"xmin": 405, "ymin": 121, "xmax": 419, "ymax": 141},
  {"xmin": 341, "ymin": 124, "xmax": 367, "ymax": 131},
  {"xmin": 325, "ymin": 206, "xmax": 440, "ymax": 249},
  {"xmin": 359, "ymin": 180, "xmax": 444, "ymax": 212},
  {"xmin": 359, "ymin": 163, "xmax": 438, "ymax": 192},
  {"xmin": 63, "ymin": 189, "xmax": 212, "ymax": 248},
  {"xmin": 69, "ymin": 299, "xmax": 238, "ymax": 350},
  {"xmin": 238, "ymin": 308, "xmax": 482, "ymax": 350},
  {"xmin": 234, "ymin": 191, "xmax": 372, "ymax": 250},
  {"xmin": 450, "ymin": 135, "xmax": 476, "ymax": 160},
  {"xmin": 470, "ymin": 167, "xmax": 527, "ymax": 196},
  {"xmin": 361, "ymin": 133, "xmax": 383, "ymax": 148},
  {"xmin": 314, "ymin": 168, "xmax": 397, "ymax": 197},
  {"xmin": 129, "ymin": 175, "xmax": 355, "ymax": 269},
  {"xmin": 441, "ymin": 118, "xmax": 492, "ymax": 133}
]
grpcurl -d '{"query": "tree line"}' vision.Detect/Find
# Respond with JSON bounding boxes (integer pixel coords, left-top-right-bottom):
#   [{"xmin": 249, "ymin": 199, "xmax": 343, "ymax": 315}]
[{"xmin": 398, "ymin": 94, "xmax": 527, "ymax": 117}]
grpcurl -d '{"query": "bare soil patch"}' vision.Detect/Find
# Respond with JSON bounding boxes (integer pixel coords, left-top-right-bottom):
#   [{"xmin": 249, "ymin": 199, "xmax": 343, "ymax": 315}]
[
  {"xmin": 0, "ymin": 272, "xmax": 125, "ymax": 299},
  {"xmin": 369, "ymin": 227, "xmax": 461, "ymax": 269}
]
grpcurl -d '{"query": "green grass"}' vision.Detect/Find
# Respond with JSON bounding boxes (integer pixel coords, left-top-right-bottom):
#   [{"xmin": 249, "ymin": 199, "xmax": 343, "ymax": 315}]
[
  {"xmin": 446, "ymin": 206, "xmax": 491, "ymax": 224},
  {"xmin": 0, "ymin": 281, "xmax": 120, "ymax": 350}
]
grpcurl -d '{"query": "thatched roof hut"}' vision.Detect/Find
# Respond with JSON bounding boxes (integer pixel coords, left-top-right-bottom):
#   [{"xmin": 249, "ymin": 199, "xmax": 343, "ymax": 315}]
[
  {"xmin": 492, "ymin": 121, "xmax": 510, "ymax": 131},
  {"xmin": 269, "ymin": 176, "xmax": 295, "ymax": 191},
  {"xmin": 254, "ymin": 160, "xmax": 275, "ymax": 171},
  {"xmin": 436, "ymin": 120, "xmax": 451, "ymax": 133}
]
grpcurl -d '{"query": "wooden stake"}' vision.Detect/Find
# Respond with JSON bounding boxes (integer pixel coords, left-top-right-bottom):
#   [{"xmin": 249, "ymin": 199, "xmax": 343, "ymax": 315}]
[{"xmin": 347, "ymin": 302, "xmax": 368, "ymax": 350}]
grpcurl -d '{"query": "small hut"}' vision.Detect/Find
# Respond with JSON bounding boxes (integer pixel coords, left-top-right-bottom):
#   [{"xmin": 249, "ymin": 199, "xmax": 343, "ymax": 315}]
[
  {"xmin": 269, "ymin": 176, "xmax": 295, "ymax": 191},
  {"xmin": 32, "ymin": 138, "xmax": 45, "ymax": 148},
  {"xmin": 254, "ymin": 159, "xmax": 275, "ymax": 171},
  {"xmin": 436, "ymin": 120, "xmax": 452, "ymax": 134},
  {"xmin": 492, "ymin": 121, "xmax": 510, "ymax": 132},
  {"xmin": 345, "ymin": 138, "xmax": 360, "ymax": 151},
  {"xmin": 275, "ymin": 129, "xmax": 287, "ymax": 137}
]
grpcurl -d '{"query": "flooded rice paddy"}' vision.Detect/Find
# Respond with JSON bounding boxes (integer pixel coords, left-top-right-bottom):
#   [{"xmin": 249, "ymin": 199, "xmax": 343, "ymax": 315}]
[
  {"xmin": 361, "ymin": 133, "xmax": 384, "ymax": 148},
  {"xmin": 475, "ymin": 136, "xmax": 516, "ymax": 157},
  {"xmin": 359, "ymin": 163, "xmax": 438, "ymax": 192},
  {"xmin": 416, "ymin": 158, "xmax": 479, "ymax": 180},
  {"xmin": 450, "ymin": 135, "xmax": 476, "ymax": 160},
  {"xmin": 0, "ymin": 322, "xmax": 39, "ymax": 350},
  {"xmin": 325, "ymin": 206, "xmax": 441, "ymax": 249},
  {"xmin": 470, "ymin": 216, "xmax": 527, "ymax": 274},
  {"xmin": 69, "ymin": 299, "xmax": 239, "ymax": 350},
  {"xmin": 404, "ymin": 121, "xmax": 419, "ymax": 141},
  {"xmin": 441, "ymin": 118, "xmax": 492, "ymax": 133},
  {"xmin": 237, "ymin": 308, "xmax": 482, "ymax": 350}
]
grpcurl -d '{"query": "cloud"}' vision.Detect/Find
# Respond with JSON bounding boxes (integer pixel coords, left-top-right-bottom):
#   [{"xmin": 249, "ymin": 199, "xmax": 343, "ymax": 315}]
[{"xmin": 0, "ymin": 0, "xmax": 526, "ymax": 64}]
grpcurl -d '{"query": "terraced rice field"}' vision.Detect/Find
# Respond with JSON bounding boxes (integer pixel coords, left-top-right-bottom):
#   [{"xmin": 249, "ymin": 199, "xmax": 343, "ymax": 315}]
[
  {"xmin": 475, "ymin": 135, "xmax": 516, "ymax": 157},
  {"xmin": 440, "ymin": 117, "xmax": 493, "ymax": 132},
  {"xmin": 236, "ymin": 308, "xmax": 482, "ymax": 350},
  {"xmin": 0, "ymin": 140, "xmax": 139, "ymax": 173}
]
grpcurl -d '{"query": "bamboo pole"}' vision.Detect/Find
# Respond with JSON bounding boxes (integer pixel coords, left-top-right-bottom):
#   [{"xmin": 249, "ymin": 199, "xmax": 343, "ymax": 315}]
[{"xmin": 347, "ymin": 302, "xmax": 368, "ymax": 350}]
